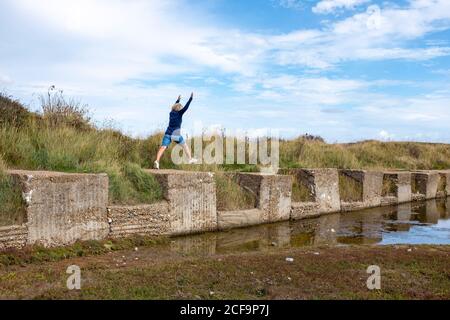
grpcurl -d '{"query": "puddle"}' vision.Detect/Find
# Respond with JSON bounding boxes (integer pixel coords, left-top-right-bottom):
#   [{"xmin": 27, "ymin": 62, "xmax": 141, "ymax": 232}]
[{"xmin": 169, "ymin": 198, "xmax": 450, "ymax": 255}]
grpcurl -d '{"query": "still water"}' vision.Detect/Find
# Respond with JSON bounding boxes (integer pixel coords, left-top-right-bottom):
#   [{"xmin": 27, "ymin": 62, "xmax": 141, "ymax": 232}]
[{"xmin": 170, "ymin": 198, "xmax": 450, "ymax": 255}]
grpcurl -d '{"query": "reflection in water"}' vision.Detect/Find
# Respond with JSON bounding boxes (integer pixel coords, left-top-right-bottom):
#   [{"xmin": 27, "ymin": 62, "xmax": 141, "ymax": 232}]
[{"xmin": 169, "ymin": 198, "xmax": 450, "ymax": 255}]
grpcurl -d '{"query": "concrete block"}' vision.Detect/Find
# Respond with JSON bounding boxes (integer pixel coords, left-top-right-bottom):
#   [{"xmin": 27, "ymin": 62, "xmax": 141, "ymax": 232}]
[
  {"xmin": 286, "ymin": 169, "xmax": 341, "ymax": 219},
  {"xmin": 8, "ymin": 170, "xmax": 109, "ymax": 247},
  {"xmin": 339, "ymin": 170, "xmax": 383, "ymax": 211},
  {"xmin": 381, "ymin": 171, "xmax": 412, "ymax": 205},
  {"xmin": 290, "ymin": 202, "xmax": 320, "ymax": 219},
  {"xmin": 0, "ymin": 225, "xmax": 28, "ymax": 250},
  {"xmin": 412, "ymin": 171, "xmax": 439, "ymax": 200},
  {"xmin": 445, "ymin": 198, "xmax": 450, "ymax": 219},
  {"xmin": 234, "ymin": 173, "xmax": 292, "ymax": 223},
  {"xmin": 107, "ymin": 202, "xmax": 170, "ymax": 238},
  {"xmin": 436, "ymin": 170, "xmax": 450, "ymax": 198},
  {"xmin": 145, "ymin": 170, "xmax": 217, "ymax": 235},
  {"xmin": 217, "ymin": 209, "xmax": 265, "ymax": 230}
]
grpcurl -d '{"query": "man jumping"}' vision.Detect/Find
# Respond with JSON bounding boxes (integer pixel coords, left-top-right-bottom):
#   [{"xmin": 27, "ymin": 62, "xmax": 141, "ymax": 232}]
[{"xmin": 154, "ymin": 92, "xmax": 198, "ymax": 169}]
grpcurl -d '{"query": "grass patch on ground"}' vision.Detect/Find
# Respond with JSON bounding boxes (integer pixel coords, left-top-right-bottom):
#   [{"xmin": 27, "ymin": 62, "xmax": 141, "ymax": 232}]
[
  {"xmin": 382, "ymin": 176, "xmax": 397, "ymax": 197},
  {"xmin": 0, "ymin": 158, "xmax": 27, "ymax": 226},
  {"xmin": 0, "ymin": 235, "xmax": 169, "ymax": 267},
  {"xmin": 291, "ymin": 175, "xmax": 314, "ymax": 202},
  {"xmin": 339, "ymin": 173, "xmax": 363, "ymax": 202},
  {"xmin": 215, "ymin": 172, "xmax": 257, "ymax": 211},
  {"xmin": 0, "ymin": 245, "xmax": 448, "ymax": 299}
]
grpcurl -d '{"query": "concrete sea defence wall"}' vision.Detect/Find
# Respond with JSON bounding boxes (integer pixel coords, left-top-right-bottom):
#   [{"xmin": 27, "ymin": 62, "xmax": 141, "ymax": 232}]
[
  {"xmin": 282, "ymin": 168, "xmax": 341, "ymax": 219},
  {"xmin": 0, "ymin": 168, "xmax": 449, "ymax": 250},
  {"xmin": 381, "ymin": 171, "xmax": 412, "ymax": 206},
  {"xmin": 217, "ymin": 173, "xmax": 292, "ymax": 230},
  {"xmin": 4, "ymin": 170, "xmax": 109, "ymax": 248}
]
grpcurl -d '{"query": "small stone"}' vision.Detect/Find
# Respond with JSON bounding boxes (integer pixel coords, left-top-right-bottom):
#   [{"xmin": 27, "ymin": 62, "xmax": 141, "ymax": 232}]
[
  {"xmin": 330, "ymin": 228, "xmax": 336, "ymax": 233},
  {"xmin": 286, "ymin": 257, "xmax": 294, "ymax": 262},
  {"xmin": 209, "ymin": 291, "xmax": 215, "ymax": 296},
  {"xmin": 135, "ymin": 257, "xmax": 139, "ymax": 261},
  {"xmin": 313, "ymin": 252, "xmax": 320, "ymax": 255},
  {"xmin": 271, "ymin": 242, "xmax": 277, "ymax": 246},
  {"xmin": 134, "ymin": 247, "xmax": 138, "ymax": 252},
  {"xmin": 108, "ymin": 218, "xmax": 113, "ymax": 223},
  {"xmin": 287, "ymin": 277, "xmax": 292, "ymax": 281},
  {"xmin": 407, "ymin": 248, "xmax": 412, "ymax": 252}
]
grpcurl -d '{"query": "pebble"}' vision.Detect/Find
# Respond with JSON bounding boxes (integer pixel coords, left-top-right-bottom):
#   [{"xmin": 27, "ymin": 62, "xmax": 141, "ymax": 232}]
[
  {"xmin": 134, "ymin": 247, "xmax": 139, "ymax": 252},
  {"xmin": 286, "ymin": 257, "xmax": 294, "ymax": 262}
]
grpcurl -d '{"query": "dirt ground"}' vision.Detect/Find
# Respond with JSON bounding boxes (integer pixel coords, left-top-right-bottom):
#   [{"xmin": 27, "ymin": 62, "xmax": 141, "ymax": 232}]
[{"xmin": 0, "ymin": 242, "xmax": 449, "ymax": 300}]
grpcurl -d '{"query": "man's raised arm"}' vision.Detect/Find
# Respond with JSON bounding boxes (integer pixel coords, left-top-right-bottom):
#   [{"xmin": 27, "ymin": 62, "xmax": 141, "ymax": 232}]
[{"xmin": 180, "ymin": 92, "xmax": 194, "ymax": 115}]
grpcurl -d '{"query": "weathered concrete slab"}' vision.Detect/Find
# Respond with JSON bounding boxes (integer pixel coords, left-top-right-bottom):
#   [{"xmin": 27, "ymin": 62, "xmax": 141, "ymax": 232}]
[
  {"xmin": 145, "ymin": 170, "xmax": 217, "ymax": 235},
  {"xmin": 412, "ymin": 171, "xmax": 439, "ymax": 201},
  {"xmin": 339, "ymin": 170, "xmax": 383, "ymax": 211},
  {"xmin": 436, "ymin": 170, "xmax": 450, "ymax": 198},
  {"xmin": 381, "ymin": 171, "xmax": 412, "ymax": 206},
  {"xmin": 286, "ymin": 169, "xmax": 341, "ymax": 219},
  {"xmin": 107, "ymin": 202, "xmax": 170, "ymax": 238},
  {"xmin": 234, "ymin": 173, "xmax": 292, "ymax": 223},
  {"xmin": 217, "ymin": 209, "xmax": 265, "ymax": 230},
  {"xmin": 290, "ymin": 202, "xmax": 320, "ymax": 219},
  {"xmin": 8, "ymin": 170, "xmax": 109, "ymax": 247},
  {"xmin": 0, "ymin": 225, "xmax": 28, "ymax": 250}
]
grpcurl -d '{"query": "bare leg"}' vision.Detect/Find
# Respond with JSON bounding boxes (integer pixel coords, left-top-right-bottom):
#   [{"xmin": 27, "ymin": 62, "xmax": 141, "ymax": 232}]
[{"xmin": 156, "ymin": 146, "xmax": 167, "ymax": 163}]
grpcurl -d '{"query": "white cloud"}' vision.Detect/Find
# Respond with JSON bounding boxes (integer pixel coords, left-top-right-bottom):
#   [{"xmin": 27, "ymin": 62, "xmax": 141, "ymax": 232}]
[
  {"xmin": 268, "ymin": 1, "xmax": 450, "ymax": 69},
  {"xmin": 0, "ymin": 74, "xmax": 13, "ymax": 86},
  {"xmin": 313, "ymin": 0, "xmax": 370, "ymax": 14},
  {"xmin": 1, "ymin": 0, "xmax": 450, "ymax": 142}
]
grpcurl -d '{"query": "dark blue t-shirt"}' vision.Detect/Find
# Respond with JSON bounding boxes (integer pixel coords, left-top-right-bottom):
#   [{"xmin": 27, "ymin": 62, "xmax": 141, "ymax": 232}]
[{"xmin": 165, "ymin": 97, "xmax": 192, "ymax": 135}]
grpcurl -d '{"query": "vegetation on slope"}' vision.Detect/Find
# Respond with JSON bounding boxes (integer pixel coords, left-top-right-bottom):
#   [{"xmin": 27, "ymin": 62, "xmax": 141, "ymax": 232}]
[{"xmin": 1, "ymin": 91, "xmax": 450, "ymax": 216}]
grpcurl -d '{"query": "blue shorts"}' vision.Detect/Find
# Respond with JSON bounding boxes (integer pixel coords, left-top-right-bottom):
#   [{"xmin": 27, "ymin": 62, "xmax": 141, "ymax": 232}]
[{"xmin": 161, "ymin": 134, "xmax": 185, "ymax": 147}]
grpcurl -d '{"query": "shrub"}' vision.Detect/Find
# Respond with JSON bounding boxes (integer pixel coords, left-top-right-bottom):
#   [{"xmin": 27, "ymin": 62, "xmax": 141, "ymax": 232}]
[
  {"xmin": 0, "ymin": 93, "xmax": 31, "ymax": 127},
  {"xmin": 0, "ymin": 156, "xmax": 27, "ymax": 226},
  {"xmin": 39, "ymin": 86, "xmax": 91, "ymax": 130}
]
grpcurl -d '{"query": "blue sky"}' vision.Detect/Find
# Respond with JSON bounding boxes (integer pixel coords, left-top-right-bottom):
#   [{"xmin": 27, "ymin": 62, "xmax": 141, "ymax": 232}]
[{"xmin": 1, "ymin": 0, "xmax": 450, "ymax": 142}]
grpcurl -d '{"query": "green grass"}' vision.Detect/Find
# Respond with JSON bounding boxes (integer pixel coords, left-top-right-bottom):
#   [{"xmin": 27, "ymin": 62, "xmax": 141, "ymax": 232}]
[
  {"xmin": 0, "ymin": 157, "xmax": 26, "ymax": 226},
  {"xmin": 382, "ymin": 176, "xmax": 397, "ymax": 197},
  {"xmin": 1, "ymin": 245, "xmax": 449, "ymax": 299},
  {"xmin": 339, "ymin": 173, "xmax": 363, "ymax": 202},
  {"xmin": 215, "ymin": 172, "xmax": 256, "ymax": 211},
  {"xmin": 0, "ymin": 235, "xmax": 168, "ymax": 267},
  {"xmin": 291, "ymin": 175, "xmax": 315, "ymax": 202}
]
